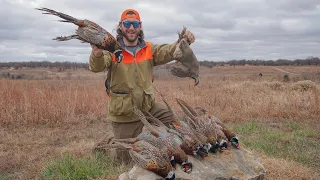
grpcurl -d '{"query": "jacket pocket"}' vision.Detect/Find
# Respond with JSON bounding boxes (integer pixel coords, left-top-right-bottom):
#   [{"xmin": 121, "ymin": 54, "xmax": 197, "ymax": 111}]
[
  {"xmin": 108, "ymin": 91, "xmax": 133, "ymax": 116},
  {"xmin": 142, "ymin": 86, "xmax": 155, "ymax": 111}
]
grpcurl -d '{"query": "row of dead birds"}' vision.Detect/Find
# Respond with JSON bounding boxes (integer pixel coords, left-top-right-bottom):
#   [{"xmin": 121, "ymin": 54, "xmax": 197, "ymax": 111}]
[{"xmin": 99, "ymin": 97, "xmax": 240, "ymax": 180}]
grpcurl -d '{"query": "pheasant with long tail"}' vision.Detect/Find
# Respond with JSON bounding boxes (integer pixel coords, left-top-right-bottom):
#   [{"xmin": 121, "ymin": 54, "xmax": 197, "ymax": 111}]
[
  {"xmin": 209, "ymin": 115, "xmax": 240, "ymax": 149},
  {"xmin": 113, "ymin": 106, "xmax": 194, "ymax": 173},
  {"xmin": 153, "ymin": 88, "xmax": 209, "ymax": 158},
  {"xmin": 194, "ymin": 107, "xmax": 240, "ymax": 149},
  {"xmin": 143, "ymin": 110, "xmax": 208, "ymax": 160},
  {"xmin": 176, "ymin": 98, "xmax": 230, "ymax": 152},
  {"xmin": 104, "ymin": 140, "xmax": 175, "ymax": 180},
  {"xmin": 35, "ymin": 7, "xmax": 123, "ymax": 64}
]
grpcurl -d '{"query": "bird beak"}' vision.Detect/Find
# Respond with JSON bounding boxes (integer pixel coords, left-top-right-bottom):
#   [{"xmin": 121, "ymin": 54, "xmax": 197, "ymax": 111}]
[
  {"xmin": 232, "ymin": 142, "xmax": 240, "ymax": 149},
  {"xmin": 192, "ymin": 76, "xmax": 200, "ymax": 86}
]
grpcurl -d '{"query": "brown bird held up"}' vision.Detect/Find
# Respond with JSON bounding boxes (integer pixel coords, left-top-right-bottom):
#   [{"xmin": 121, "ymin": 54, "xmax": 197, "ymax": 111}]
[
  {"xmin": 171, "ymin": 27, "xmax": 200, "ymax": 86},
  {"xmin": 35, "ymin": 7, "xmax": 123, "ymax": 63}
]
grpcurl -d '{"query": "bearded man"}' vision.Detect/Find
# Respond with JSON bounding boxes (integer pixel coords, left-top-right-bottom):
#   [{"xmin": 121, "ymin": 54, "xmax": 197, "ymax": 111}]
[{"xmin": 89, "ymin": 8, "xmax": 195, "ymax": 164}]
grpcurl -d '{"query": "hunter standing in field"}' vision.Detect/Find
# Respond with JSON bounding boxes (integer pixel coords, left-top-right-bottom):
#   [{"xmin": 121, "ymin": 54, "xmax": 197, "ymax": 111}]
[{"xmin": 89, "ymin": 9, "xmax": 196, "ymax": 163}]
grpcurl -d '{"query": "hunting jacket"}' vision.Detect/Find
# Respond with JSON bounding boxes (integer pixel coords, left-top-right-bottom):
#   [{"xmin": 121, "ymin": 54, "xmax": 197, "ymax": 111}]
[{"xmin": 89, "ymin": 38, "xmax": 178, "ymax": 123}]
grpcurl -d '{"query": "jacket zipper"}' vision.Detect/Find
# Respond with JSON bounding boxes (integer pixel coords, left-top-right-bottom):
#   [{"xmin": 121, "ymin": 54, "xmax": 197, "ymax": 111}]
[
  {"xmin": 133, "ymin": 56, "xmax": 141, "ymax": 108},
  {"xmin": 123, "ymin": 44, "xmax": 147, "ymax": 109}
]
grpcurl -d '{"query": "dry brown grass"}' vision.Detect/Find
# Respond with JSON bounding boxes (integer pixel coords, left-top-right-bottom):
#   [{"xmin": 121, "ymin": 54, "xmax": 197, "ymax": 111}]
[
  {"xmin": 0, "ymin": 79, "xmax": 108, "ymax": 125},
  {"xmin": 1, "ymin": 65, "xmax": 320, "ymax": 179},
  {"xmin": 248, "ymin": 150, "xmax": 320, "ymax": 180},
  {"xmin": 153, "ymin": 77, "xmax": 320, "ymax": 124},
  {"xmin": 0, "ymin": 116, "xmax": 113, "ymax": 179},
  {"xmin": 262, "ymin": 156, "xmax": 320, "ymax": 180}
]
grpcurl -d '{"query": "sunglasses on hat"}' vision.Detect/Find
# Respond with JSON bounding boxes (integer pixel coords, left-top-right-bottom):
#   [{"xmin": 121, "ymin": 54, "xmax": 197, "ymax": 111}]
[{"xmin": 122, "ymin": 21, "xmax": 141, "ymax": 28}]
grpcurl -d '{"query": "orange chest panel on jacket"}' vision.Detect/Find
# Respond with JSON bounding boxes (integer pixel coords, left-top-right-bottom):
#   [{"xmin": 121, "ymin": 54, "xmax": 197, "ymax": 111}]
[{"xmin": 112, "ymin": 42, "xmax": 153, "ymax": 64}]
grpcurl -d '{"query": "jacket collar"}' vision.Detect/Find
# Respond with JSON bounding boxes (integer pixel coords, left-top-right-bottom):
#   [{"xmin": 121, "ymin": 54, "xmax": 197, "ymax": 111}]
[{"xmin": 118, "ymin": 37, "xmax": 147, "ymax": 49}]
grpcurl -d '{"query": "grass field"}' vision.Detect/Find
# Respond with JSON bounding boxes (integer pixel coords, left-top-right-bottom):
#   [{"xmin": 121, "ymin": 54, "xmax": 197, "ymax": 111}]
[{"xmin": 0, "ymin": 65, "xmax": 319, "ymax": 179}]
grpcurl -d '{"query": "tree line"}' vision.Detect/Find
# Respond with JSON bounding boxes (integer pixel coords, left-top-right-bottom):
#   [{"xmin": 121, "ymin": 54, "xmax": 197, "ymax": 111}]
[
  {"xmin": 200, "ymin": 56, "xmax": 320, "ymax": 67},
  {"xmin": 0, "ymin": 61, "xmax": 88, "ymax": 70},
  {"xmin": 0, "ymin": 56, "xmax": 319, "ymax": 69}
]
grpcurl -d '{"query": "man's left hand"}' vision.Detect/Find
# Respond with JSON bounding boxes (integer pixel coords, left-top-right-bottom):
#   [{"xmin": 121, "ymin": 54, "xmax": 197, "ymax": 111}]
[{"xmin": 183, "ymin": 29, "xmax": 195, "ymax": 44}]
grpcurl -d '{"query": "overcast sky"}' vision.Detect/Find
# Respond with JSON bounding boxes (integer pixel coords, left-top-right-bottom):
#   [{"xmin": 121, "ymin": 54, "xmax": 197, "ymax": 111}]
[{"xmin": 1, "ymin": 0, "xmax": 320, "ymax": 63}]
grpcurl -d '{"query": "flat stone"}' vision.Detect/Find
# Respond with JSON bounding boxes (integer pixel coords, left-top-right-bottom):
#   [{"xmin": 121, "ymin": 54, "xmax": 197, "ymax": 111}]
[{"xmin": 118, "ymin": 147, "xmax": 266, "ymax": 180}]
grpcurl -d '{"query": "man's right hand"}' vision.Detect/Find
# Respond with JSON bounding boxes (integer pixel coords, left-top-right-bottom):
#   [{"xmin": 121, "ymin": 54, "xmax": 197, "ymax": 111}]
[{"xmin": 91, "ymin": 44, "xmax": 103, "ymax": 57}]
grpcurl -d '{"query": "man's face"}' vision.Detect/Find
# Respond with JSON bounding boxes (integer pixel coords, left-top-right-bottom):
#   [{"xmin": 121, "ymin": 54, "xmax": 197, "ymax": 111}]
[{"xmin": 120, "ymin": 18, "xmax": 141, "ymax": 43}]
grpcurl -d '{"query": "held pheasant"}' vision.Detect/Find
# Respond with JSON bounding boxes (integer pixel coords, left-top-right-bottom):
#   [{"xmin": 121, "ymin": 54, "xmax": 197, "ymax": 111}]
[
  {"xmin": 35, "ymin": 7, "xmax": 123, "ymax": 64},
  {"xmin": 171, "ymin": 27, "xmax": 200, "ymax": 86}
]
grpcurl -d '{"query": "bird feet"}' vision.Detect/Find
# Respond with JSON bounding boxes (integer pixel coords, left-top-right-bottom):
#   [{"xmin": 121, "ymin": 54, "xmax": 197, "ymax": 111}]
[
  {"xmin": 173, "ymin": 26, "xmax": 188, "ymax": 60},
  {"xmin": 176, "ymin": 26, "xmax": 187, "ymax": 42},
  {"xmin": 181, "ymin": 161, "xmax": 193, "ymax": 173}
]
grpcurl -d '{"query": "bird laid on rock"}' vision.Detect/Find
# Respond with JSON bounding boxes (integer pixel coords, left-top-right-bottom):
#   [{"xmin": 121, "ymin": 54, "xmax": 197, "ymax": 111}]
[
  {"xmin": 171, "ymin": 27, "xmax": 200, "ymax": 86},
  {"xmin": 194, "ymin": 106, "xmax": 240, "ymax": 149},
  {"xmin": 35, "ymin": 7, "xmax": 123, "ymax": 63},
  {"xmin": 114, "ymin": 106, "xmax": 193, "ymax": 173},
  {"xmin": 176, "ymin": 98, "xmax": 229, "ymax": 152},
  {"xmin": 144, "ymin": 110, "xmax": 208, "ymax": 159},
  {"xmin": 210, "ymin": 116, "xmax": 240, "ymax": 149},
  {"xmin": 105, "ymin": 140, "xmax": 175, "ymax": 180},
  {"xmin": 169, "ymin": 120, "xmax": 209, "ymax": 158},
  {"xmin": 184, "ymin": 113, "xmax": 227, "ymax": 153},
  {"xmin": 155, "ymin": 91, "xmax": 209, "ymax": 158}
]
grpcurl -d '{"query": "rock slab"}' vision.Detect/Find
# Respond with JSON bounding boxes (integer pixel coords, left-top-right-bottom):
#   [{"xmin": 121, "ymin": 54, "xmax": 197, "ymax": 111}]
[{"xmin": 119, "ymin": 147, "xmax": 266, "ymax": 180}]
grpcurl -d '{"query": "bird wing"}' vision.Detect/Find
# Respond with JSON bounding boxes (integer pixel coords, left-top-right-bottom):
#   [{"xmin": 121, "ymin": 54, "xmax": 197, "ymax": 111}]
[
  {"xmin": 170, "ymin": 62, "xmax": 191, "ymax": 78},
  {"xmin": 75, "ymin": 27, "xmax": 105, "ymax": 45}
]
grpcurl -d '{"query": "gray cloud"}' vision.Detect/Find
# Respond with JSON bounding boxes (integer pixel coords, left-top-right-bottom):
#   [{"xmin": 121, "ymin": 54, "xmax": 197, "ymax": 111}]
[{"xmin": 0, "ymin": 0, "xmax": 320, "ymax": 63}]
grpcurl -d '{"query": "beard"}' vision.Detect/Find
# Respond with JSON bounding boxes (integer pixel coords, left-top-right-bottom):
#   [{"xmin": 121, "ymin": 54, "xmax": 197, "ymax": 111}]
[{"xmin": 121, "ymin": 29, "xmax": 140, "ymax": 42}]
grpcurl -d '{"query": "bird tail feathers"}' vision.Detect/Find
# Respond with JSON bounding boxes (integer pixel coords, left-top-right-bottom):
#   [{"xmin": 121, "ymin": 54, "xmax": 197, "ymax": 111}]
[
  {"xmin": 53, "ymin": 35, "xmax": 79, "ymax": 41},
  {"xmin": 132, "ymin": 106, "xmax": 159, "ymax": 134},
  {"xmin": 36, "ymin": 7, "xmax": 78, "ymax": 24},
  {"xmin": 113, "ymin": 138, "xmax": 139, "ymax": 144},
  {"xmin": 176, "ymin": 98, "xmax": 199, "ymax": 118}
]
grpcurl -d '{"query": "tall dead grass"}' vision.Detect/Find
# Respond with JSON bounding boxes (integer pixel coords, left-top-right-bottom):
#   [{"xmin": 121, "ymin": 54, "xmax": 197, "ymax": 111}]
[
  {"xmin": 0, "ymin": 79, "xmax": 108, "ymax": 126},
  {"xmin": 257, "ymin": 152, "xmax": 320, "ymax": 180},
  {"xmin": 1, "ymin": 78, "xmax": 319, "ymax": 126},
  {"xmin": 153, "ymin": 78, "xmax": 320, "ymax": 123}
]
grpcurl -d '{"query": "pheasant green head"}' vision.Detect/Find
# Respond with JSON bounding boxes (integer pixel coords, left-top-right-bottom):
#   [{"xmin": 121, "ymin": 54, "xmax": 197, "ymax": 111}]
[{"xmin": 231, "ymin": 136, "xmax": 240, "ymax": 149}]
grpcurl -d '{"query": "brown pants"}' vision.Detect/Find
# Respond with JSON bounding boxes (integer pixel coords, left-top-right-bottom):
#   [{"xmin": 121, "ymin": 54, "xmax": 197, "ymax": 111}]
[{"xmin": 95, "ymin": 102, "xmax": 174, "ymax": 164}]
